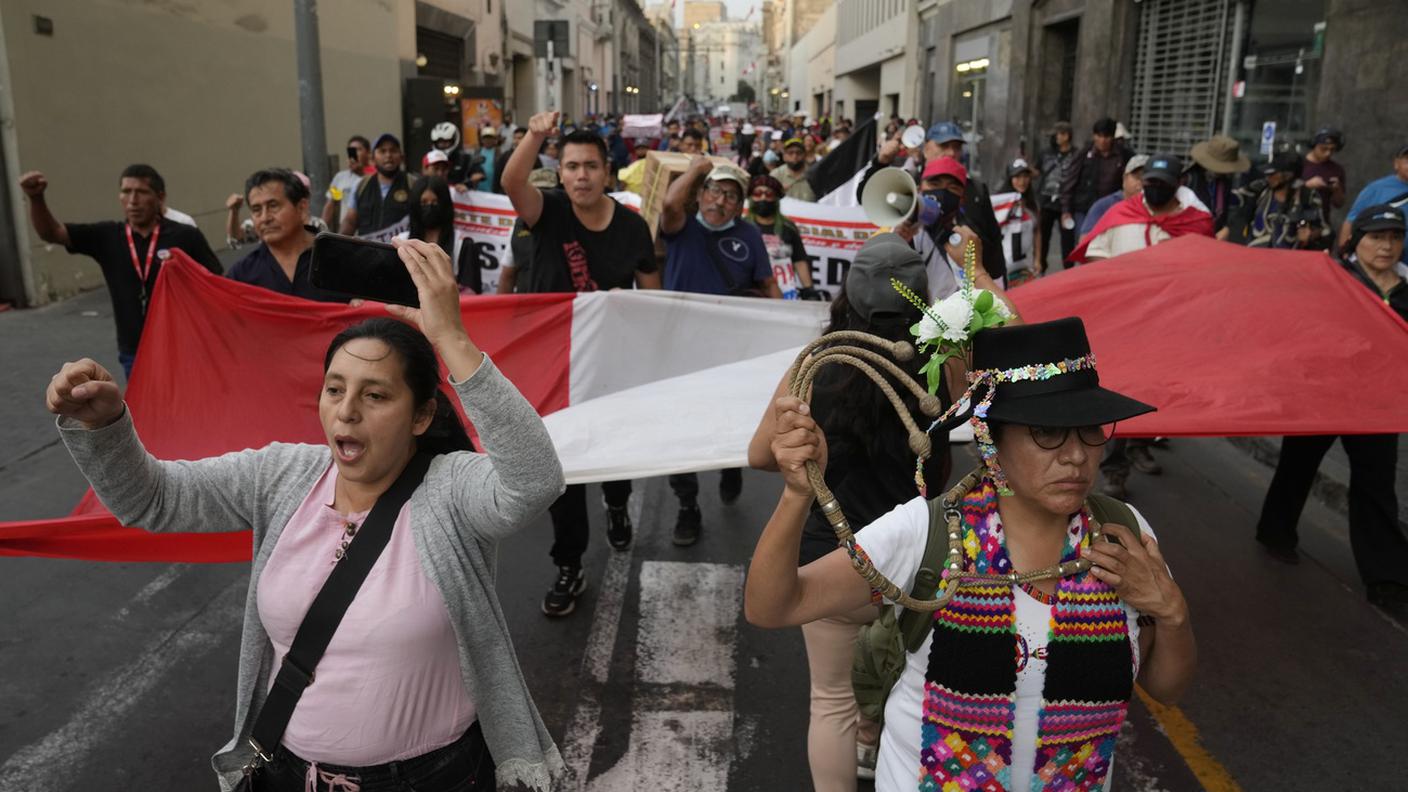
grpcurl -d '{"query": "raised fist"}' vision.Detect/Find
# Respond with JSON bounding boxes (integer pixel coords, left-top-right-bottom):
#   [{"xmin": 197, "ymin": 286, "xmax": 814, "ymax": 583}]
[
  {"xmin": 225, "ymin": 193, "xmax": 244, "ymax": 210},
  {"xmin": 18, "ymin": 171, "xmax": 48, "ymax": 198},
  {"xmin": 46, "ymin": 359, "xmax": 125, "ymax": 430},
  {"xmin": 877, "ymin": 137, "xmax": 901, "ymax": 165},
  {"xmin": 528, "ymin": 111, "xmax": 561, "ymax": 137}
]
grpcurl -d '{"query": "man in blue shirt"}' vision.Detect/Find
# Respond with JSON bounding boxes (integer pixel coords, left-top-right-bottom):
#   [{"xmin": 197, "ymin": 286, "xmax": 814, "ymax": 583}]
[
  {"xmin": 660, "ymin": 156, "xmax": 781, "ymax": 544},
  {"xmin": 1340, "ymin": 143, "xmax": 1408, "ymax": 261},
  {"xmin": 1080, "ymin": 155, "xmax": 1147, "ymax": 239}
]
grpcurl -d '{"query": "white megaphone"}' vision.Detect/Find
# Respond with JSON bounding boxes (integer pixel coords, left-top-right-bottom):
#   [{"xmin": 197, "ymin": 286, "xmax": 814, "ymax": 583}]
[{"xmin": 861, "ymin": 167, "xmax": 941, "ymax": 229}]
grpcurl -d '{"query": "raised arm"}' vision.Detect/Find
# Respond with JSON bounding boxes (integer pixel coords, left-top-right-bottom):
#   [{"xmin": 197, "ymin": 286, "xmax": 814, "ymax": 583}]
[
  {"xmin": 661, "ymin": 156, "xmax": 713, "ymax": 236},
  {"xmin": 48, "ymin": 358, "xmax": 268, "ymax": 533},
  {"xmin": 744, "ymin": 395, "xmax": 873, "ymax": 628},
  {"xmin": 19, "ymin": 171, "xmax": 70, "ymax": 248},
  {"xmin": 385, "ymin": 238, "xmax": 565, "ymax": 539},
  {"xmin": 503, "ymin": 111, "xmax": 559, "ymax": 228}
]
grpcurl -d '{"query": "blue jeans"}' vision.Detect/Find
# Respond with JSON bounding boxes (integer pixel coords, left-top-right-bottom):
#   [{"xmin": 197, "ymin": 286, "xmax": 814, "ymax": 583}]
[{"xmin": 118, "ymin": 350, "xmax": 135, "ymax": 380}]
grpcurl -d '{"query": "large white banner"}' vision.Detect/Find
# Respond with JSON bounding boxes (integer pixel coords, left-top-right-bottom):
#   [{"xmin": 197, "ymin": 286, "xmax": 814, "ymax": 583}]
[{"xmin": 446, "ymin": 191, "xmax": 886, "ymax": 297}]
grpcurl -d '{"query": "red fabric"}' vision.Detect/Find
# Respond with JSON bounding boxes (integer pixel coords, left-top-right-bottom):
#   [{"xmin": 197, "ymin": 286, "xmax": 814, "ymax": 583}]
[
  {"xmin": 1011, "ymin": 235, "xmax": 1408, "ymax": 436},
  {"xmin": 1067, "ymin": 194, "xmax": 1214, "ymax": 264},
  {"xmin": 1, "ymin": 253, "xmax": 574, "ymax": 562}
]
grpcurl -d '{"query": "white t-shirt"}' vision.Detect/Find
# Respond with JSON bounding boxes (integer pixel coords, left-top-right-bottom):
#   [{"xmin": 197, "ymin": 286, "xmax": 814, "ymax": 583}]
[
  {"xmin": 163, "ymin": 207, "xmax": 197, "ymax": 227},
  {"xmin": 328, "ymin": 168, "xmax": 366, "ymax": 221},
  {"xmin": 856, "ymin": 497, "xmax": 1153, "ymax": 792}
]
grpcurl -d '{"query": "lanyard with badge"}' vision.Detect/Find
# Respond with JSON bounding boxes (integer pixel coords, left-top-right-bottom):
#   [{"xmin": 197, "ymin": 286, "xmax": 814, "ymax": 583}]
[{"xmin": 125, "ymin": 223, "xmax": 161, "ymax": 312}]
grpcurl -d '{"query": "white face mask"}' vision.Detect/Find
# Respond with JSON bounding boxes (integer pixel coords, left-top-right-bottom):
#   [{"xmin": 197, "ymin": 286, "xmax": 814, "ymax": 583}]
[{"xmin": 696, "ymin": 211, "xmax": 735, "ymax": 232}]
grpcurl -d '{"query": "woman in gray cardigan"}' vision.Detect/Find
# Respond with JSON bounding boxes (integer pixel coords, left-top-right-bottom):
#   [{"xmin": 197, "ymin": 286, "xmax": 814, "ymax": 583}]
[{"xmin": 47, "ymin": 239, "xmax": 567, "ymax": 791}]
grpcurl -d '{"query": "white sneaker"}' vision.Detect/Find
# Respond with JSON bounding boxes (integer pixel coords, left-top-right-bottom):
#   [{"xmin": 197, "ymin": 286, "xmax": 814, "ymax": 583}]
[{"xmin": 857, "ymin": 741, "xmax": 877, "ymax": 781}]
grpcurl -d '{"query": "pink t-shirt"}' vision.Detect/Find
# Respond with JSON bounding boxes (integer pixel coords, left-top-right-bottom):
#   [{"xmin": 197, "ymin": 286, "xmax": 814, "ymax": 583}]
[{"xmin": 256, "ymin": 463, "xmax": 476, "ymax": 765}]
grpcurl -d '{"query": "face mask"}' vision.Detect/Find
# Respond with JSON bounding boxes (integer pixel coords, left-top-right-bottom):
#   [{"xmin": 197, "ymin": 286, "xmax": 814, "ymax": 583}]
[
  {"xmin": 750, "ymin": 199, "xmax": 779, "ymax": 218},
  {"xmin": 923, "ymin": 190, "xmax": 962, "ymax": 228},
  {"xmin": 419, "ymin": 202, "xmax": 451, "ymax": 228},
  {"xmin": 1143, "ymin": 182, "xmax": 1177, "ymax": 208},
  {"xmin": 696, "ymin": 211, "xmax": 735, "ymax": 232}
]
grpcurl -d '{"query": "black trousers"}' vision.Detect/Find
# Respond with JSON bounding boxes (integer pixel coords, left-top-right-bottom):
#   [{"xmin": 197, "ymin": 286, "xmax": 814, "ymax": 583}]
[
  {"xmin": 668, "ymin": 468, "xmax": 741, "ymax": 503},
  {"xmin": 549, "ymin": 481, "xmax": 632, "ymax": 566},
  {"xmin": 1256, "ymin": 434, "xmax": 1408, "ymax": 587},
  {"xmin": 262, "ymin": 720, "xmax": 493, "ymax": 792},
  {"xmin": 1038, "ymin": 205, "xmax": 1076, "ymax": 268}
]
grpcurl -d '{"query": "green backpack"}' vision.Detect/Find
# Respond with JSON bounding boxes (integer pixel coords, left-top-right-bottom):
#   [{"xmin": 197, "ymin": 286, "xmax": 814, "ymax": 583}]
[{"xmin": 851, "ymin": 493, "xmax": 1140, "ymax": 725}]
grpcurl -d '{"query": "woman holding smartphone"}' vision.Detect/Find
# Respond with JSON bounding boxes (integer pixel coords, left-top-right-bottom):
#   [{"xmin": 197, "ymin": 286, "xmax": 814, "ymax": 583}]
[{"xmin": 47, "ymin": 239, "xmax": 565, "ymax": 791}]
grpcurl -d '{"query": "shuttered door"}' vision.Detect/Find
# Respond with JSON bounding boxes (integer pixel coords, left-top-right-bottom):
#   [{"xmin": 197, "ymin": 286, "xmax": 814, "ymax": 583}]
[{"xmin": 1130, "ymin": 0, "xmax": 1232, "ymax": 157}]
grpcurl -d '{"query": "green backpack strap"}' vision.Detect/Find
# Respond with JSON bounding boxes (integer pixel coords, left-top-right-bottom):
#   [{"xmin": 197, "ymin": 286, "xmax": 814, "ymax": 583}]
[
  {"xmin": 896, "ymin": 498, "xmax": 953, "ymax": 654},
  {"xmin": 1085, "ymin": 493, "xmax": 1143, "ymax": 542}
]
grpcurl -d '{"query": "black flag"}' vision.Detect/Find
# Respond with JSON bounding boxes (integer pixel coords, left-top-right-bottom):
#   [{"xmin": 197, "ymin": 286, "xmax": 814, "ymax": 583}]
[{"xmin": 807, "ymin": 117, "xmax": 880, "ymax": 200}]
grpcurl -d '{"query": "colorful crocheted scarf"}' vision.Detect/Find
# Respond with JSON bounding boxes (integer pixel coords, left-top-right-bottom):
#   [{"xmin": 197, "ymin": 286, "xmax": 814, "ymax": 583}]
[{"xmin": 918, "ymin": 477, "xmax": 1134, "ymax": 791}]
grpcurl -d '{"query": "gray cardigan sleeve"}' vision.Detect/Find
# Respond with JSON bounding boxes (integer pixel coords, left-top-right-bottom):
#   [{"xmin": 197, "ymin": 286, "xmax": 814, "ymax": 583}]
[
  {"xmin": 57, "ymin": 407, "xmax": 269, "ymax": 533},
  {"xmin": 443, "ymin": 355, "xmax": 566, "ymax": 540}
]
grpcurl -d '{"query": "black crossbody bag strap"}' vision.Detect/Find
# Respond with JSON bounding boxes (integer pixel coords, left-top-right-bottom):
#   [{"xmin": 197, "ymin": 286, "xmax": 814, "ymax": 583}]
[{"xmin": 248, "ymin": 452, "xmax": 433, "ymax": 761}]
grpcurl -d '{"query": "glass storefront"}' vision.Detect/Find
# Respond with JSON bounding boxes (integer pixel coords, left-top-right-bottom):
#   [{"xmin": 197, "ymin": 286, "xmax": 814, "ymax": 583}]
[{"xmin": 1227, "ymin": 0, "xmax": 1327, "ymax": 160}]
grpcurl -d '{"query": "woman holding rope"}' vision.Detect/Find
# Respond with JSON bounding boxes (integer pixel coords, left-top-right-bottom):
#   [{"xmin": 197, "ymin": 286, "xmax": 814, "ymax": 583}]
[
  {"xmin": 46, "ymin": 238, "xmax": 565, "ymax": 791},
  {"xmin": 745, "ymin": 315, "xmax": 1196, "ymax": 791}
]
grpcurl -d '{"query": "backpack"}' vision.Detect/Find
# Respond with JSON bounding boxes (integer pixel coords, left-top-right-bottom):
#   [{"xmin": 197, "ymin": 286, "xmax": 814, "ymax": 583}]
[{"xmin": 851, "ymin": 492, "xmax": 1141, "ymax": 726}]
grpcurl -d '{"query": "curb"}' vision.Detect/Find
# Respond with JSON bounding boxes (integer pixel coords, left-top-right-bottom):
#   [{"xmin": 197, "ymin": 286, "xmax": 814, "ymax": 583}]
[{"xmin": 1225, "ymin": 435, "xmax": 1408, "ymax": 533}]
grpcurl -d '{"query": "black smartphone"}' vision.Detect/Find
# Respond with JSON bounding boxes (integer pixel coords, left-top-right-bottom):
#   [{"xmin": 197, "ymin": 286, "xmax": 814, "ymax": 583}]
[
  {"xmin": 347, "ymin": 146, "xmax": 359, "ymax": 161},
  {"xmin": 310, "ymin": 232, "xmax": 420, "ymax": 307}
]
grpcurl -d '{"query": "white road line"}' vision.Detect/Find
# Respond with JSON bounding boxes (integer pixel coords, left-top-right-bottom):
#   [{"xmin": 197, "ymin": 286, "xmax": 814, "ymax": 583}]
[
  {"xmin": 587, "ymin": 562, "xmax": 744, "ymax": 791},
  {"xmin": 635, "ymin": 561, "xmax": 743, "ymax": 688},
  {"xmin": 0, "ymin": 578, "xmax": 244, "ymax": 792},
  {"xmin": 560, "ymin": 486, "xmax": 647, "ymax": 789},
  {"xmin": 115, "ymin": 563, "xmax": 189, "ymax": 621}
]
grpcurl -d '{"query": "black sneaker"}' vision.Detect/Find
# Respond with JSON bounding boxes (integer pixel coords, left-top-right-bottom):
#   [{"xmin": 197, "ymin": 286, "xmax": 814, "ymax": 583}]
[
  {"xmin": 1256, "ymin": 538, "xmax": 1300, "ymax": 566},
  {"xmin": 719, "ymin": 468, "xmax": 743, "ymax": 504},
  {"xmin": 542, "ymin": 565, "xmax": 586, "ymax": 617},
  {"xmin": 1367, "ymin": 582, "xmax": 1408, "ymax": 622},
  {"xmin": 673, "ymin": 504, "xmax": 702, "ymax": 546},
  {"xmin": 606, "ymin": 505, "xmax": 633, "ymax": 550}
]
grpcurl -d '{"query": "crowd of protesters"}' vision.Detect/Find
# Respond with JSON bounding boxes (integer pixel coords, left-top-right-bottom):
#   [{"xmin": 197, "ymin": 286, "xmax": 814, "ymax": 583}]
[{"xmin": 20, "ymin": 95, "xmax": 1408, "ymax": 792}]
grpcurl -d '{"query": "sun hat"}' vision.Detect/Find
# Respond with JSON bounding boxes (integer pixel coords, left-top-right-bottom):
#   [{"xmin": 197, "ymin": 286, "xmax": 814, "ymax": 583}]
[{"xmin": 1190, "ymin": 134, "xmax": 1251, "ymax": 174}]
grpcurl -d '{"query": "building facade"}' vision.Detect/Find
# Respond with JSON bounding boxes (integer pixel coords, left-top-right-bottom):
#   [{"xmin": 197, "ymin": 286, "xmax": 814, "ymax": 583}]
[{"xmin": 683, "ymin": 20, "xmax": 764, "ymax": 108}]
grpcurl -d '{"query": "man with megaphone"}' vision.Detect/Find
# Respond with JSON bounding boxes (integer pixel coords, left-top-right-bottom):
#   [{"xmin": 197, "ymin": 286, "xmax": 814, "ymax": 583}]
[
  {"xmin": 861, "ymin": 156, "xmax": 991, "ymax": 302},
  {"xmin": 856, "ymin": 122, "xmax": 1007, "ymax": 284}
]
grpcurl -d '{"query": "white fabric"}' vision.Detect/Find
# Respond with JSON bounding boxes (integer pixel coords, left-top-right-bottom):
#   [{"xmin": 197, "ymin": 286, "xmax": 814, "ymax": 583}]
[
  {"xmin": 1085, "ymin": 187, "xmax": 1208, "ymax": 261},
  {"xmin": 163, "ymin": 207, "xmax": 197, "ymax": 227},
  {"xmin": 855, "ymin": 498, "xmax": 1153, "ymax": 792}
]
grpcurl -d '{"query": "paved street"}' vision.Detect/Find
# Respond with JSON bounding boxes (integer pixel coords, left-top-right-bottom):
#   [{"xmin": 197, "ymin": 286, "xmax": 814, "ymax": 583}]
[{"xmin": 2, "ymin": 287, "xmax": 1407, "ymax": 791}]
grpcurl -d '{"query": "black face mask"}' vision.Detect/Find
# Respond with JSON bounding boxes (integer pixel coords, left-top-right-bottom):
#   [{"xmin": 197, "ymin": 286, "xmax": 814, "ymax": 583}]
[
  {"xmin": 1143, "ymin": 182, "xmax": 1177, "ymax": 208},
  {"xmin": 419, "ymin": 202, "xmax": 451, "ymax": 228},
  {"xmin": 923, "ymin": 189, "xmax": 962, "ymax": 228},
  {"xmin": 751, "ymin": 199, "xmax": 779, "ymax": 218}
]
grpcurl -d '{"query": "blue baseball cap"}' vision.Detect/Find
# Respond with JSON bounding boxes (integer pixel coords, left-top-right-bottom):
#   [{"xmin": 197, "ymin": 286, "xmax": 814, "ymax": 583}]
[
  {"xmin": 372, "ymin": 132, "xmax": 401, "ymax": 150},
  {"xmin": 926, "ymin": 122, "xmax": 965, "ymax": 145}
]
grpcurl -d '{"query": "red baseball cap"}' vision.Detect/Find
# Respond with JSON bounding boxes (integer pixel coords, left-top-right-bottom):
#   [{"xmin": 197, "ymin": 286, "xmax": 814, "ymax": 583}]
[{"xmin": 921, "ymin": 157, "xmax": 968, "ymax": 186}]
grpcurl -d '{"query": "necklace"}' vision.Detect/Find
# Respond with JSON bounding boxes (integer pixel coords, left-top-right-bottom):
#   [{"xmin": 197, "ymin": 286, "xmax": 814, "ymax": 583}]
[{"xmin": 333, "ymin": 519, "xmax": 360, "ymax": 562}]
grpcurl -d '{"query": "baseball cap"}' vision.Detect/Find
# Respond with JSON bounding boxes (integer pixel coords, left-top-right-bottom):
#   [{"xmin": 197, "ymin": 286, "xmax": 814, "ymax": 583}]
[
  {"xmin": 921, "ymin": 156, "xmax": 969, "ymax": 186},
  {"xmin": 742, "ymin": 123, "xmax": 756, "ymax": 135},
  {"xmin": 422, "ymin": 149, "xmax": 450, "ymax": 169},
  {"xmin": 1395, "ymin": 144, "xmax": 1408, "ymax": 159},
  {"xmin": 373, "ymin": 132, "xmax": 401, "ymax": 150},
  {"xmin": 1351, "ymin": 203, "xmax": 1406, "ymax": 235},
  {"xmin": 770, "ymin": 130, "xmax": 783, "ymax": 141},
  {"xmin": 480, "ymin": 126, "xmax": 500, "ymax": 140},
  {"xmin": 847, "ymin": 233, "xmax": 928, "ymax": 323},
  {"xmin": 1093, "ymin": 118, "xmax": 1117, "ymax": 136},
  {"xmin": 925, "ymin": 122, "xmax": 964, "ymax": 145},
  {"xmin": 783, "ymin": 137, "xmax": 806, "ymax": 150},
  {"xmin": 528, "ymin": 168, "xmax": 560, "ymax": 189},
  {"xmin": 1006, "ymin": 158, "xmax": 1034, "ymax": 178},
  {"xmin": 1141, "ymin": 154, "xmax": 1183, "ymax": 186},
  {"xmin": 1258, "ymin": 151, "xmax": 1302, "ymax": 177},
  {"xmin": 1124, "ymin": 154, "xmax": 1150, "ymax": 176},
  {"xmin": 706, "ymin": 163, "xmax": 749, "ymax": 190}
]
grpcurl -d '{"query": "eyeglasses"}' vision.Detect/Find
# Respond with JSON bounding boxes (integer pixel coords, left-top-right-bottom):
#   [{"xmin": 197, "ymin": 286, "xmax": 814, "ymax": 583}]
[
  {"xmin": 704, "ymin": 183, "xmax": 742, "ymax": 205},
  {"xmin": 1028, "ymin": 424, "xmax": 1116, "ymax": 450}
]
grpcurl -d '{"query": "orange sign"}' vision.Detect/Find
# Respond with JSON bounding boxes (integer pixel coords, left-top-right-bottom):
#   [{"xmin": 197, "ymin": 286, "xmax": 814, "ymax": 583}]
[{"xmin": 460, "ymin": 98, "xmax": 505, "ymax": 148}]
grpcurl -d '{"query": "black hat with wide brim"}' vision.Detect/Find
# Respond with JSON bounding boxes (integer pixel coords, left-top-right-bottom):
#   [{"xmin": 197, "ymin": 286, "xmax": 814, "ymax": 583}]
[{"xmin": 970, "ymin": 317, "xmax": 1155, "ymax": 428}]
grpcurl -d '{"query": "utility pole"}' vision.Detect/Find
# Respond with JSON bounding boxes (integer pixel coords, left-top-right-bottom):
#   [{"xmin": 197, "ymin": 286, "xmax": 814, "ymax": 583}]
[{"xmin": 293, "ymin": 0, "xmax": 330, "ymax": 216}]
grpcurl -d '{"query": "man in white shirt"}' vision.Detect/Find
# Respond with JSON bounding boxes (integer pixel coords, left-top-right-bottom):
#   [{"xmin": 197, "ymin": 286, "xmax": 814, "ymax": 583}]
[{"xmin": 321, "ymin": 134, "xmax": 371, "ymax": 228}]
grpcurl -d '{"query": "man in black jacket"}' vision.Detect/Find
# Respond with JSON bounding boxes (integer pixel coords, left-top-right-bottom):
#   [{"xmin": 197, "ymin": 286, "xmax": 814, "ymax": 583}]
[
  {"xmin": 1060, "ymin": 118, "xmax": 1131, "ymax": 248},
  {"xmin": 855, "ymin": 121, "xmax": 1006, "ymax": 281}
]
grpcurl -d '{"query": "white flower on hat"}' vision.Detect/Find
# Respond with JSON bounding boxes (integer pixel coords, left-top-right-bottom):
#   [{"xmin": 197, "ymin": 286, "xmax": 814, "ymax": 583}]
[
  {"xmin": 916, "ymin": 312, "xmax": 943, "ymax": 344},
  {"xmin": 934, "ymin": 292, "xmax": 973, "ymax": 343}
]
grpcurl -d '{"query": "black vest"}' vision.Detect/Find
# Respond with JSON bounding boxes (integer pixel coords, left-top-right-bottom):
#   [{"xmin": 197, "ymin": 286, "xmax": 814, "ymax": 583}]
[{"xmin": 354, "ymin": 172, "xmax": 413, "ymax": 235}]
